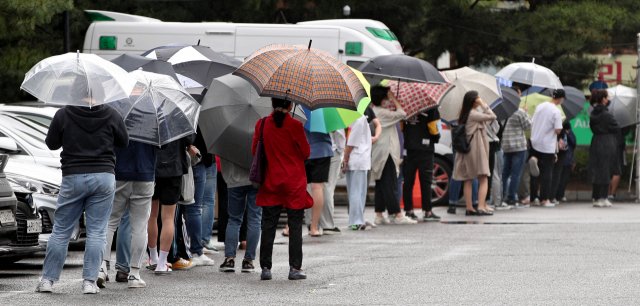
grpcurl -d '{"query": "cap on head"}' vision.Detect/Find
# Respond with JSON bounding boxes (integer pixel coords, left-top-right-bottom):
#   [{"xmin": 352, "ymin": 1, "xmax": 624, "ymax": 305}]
[{"xmin": 552, "ymin": 89, "xmax": 565, "ymax": 99}]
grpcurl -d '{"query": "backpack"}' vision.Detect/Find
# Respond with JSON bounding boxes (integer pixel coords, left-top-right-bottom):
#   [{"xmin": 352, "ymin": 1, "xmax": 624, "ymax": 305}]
[{"xmin": 451, "ymin": 123, "xmax": 475, "ymax": 154}]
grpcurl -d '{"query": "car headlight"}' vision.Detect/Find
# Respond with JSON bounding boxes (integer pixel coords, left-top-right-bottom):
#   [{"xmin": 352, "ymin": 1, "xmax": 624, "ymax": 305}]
[{"xmin": 9, "ymin": 178, "xmax": 59, "ymax": 195}]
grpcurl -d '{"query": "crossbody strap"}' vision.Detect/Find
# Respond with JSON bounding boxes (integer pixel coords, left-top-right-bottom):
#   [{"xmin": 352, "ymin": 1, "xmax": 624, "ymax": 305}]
[{"xmin": 259, "ymin": 117, "xmax": 266, "ymax": 141}]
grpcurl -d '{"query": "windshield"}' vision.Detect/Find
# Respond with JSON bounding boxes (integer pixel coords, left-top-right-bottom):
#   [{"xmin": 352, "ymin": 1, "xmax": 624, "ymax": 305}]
[
  {"xmin": 366, "ymin": 27, "xmax": 398, "ymax": 41},
  {"xmin": 0, "ymin": 113, "xmax": 50, "ymax": 150}
]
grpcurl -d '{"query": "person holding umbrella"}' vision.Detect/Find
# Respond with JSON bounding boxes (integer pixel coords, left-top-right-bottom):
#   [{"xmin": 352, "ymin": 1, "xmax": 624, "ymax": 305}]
[
  {"xmin": 36, "ymin": 79, "xmax": 130, "ymax": 294},
  {"xmin": 588, "ymin": 89, "xmax": 621, "ymax": 207},
  {"xmin": 254, "ymin": 98, "xmax": 312, "ymax": 281}
]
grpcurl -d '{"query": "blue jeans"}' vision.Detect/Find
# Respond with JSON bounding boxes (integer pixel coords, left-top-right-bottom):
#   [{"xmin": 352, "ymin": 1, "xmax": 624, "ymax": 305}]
[
  {"xmin": 185, "ymin": 164, "xmax": 206, "ymax": 256},
  {"xmin": 502, "ymin": 151, "xmax": 527, "ymax": 202},
  {"xmin": 42, "ymin": 173, "xmax": 115, "ymax": 281},
  {"xmin": 115, "ymin": 207, "xmax": 131, "ymax": 273},
  {"xmin": 225, "ymin": 185, "xmax": 261, "ymax": 260},
  {"xmin": 201, "ymin": 165, "xmax": 217, "ymax": 244},
  {"xmin": 397, "ymin": 165, "xmax": 404, "ymax": 205},
  {"xmin": 449, "ymin": 153, "xmax": 478, "ymax": 205}
]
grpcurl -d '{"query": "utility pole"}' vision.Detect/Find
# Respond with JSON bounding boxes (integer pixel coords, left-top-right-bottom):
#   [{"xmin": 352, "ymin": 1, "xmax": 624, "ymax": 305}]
[
  {"xmin": 64, "ymin": 11, "xmax": 70, "ymax": 53},
  {"xmin": 635, "ymin": 33, "xmax": 640, "ymax": 202}
]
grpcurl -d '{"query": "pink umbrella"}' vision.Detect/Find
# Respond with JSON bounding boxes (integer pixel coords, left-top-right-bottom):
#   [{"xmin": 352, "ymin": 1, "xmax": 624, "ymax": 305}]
[{"xmin": 384, "ymin": 79, "xmax": 454, "ymax": 119}]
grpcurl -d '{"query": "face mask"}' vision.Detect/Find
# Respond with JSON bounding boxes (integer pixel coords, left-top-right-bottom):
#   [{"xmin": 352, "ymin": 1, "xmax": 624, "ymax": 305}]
[{"xmin": 606, "ymin": 100, "xmax": 611, "ymax": 107}]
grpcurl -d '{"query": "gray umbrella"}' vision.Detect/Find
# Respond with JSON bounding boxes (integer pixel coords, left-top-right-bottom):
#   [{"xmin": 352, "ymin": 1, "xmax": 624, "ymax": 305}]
[
  {"xmin": 199, "ymin": 74, "xmax": 307, "ymax": 169},
  {"xmin": 111, "ymin": 53, "xmax": 179, "ymax": 83},
  {"xmin": 493, "ymin": 86, "xmax": 521, "ymax": 121},
  {"xmin": 587, "ymin": 85, "xmax": 638, "ymax": 128},
  {"xmin": 357, "ymin": 54, "xmax": 447, "ymax": 84},
  {"xmin": 540, "ymin": 86, "xmax": 585, "ymax": 121}
]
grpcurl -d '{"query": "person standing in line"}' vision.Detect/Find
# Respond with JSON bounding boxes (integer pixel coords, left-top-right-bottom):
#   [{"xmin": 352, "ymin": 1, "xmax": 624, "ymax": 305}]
[
  {"xmin": 608, "ymin": 126, "xmax": 630, "ymax": 201},
  {"xmin": 549, "ymin": 124, "xmax": 570, "ymax": 204},
  {"xmin": 370, "ymin": 86, "xmax": 417, "ymax": 225},
  {"xmin": 36, "ymin": 97, "xmax": 129, "ymax": 294},
  {"xmin": 305, "ymin": 129, "xmax": 346, "ymax": 235},
  {"xmin": 501, "ymin": 102, "xmax": 532, "ymax": 208},
  {"xmin": 343, "ymin": 115, "xmax": 373, "ymax": 230},
  {"xmin": 447, "ymin": 173, "xmax": 478, "ymax": 214},
  {"xmin": 452, "ymin": 91, "xmax": 496, "ymax": 216},
  {"xmin": 555, "ymin": 121, "xmax": 576, "ymax": 202},
  {"xmin": 588, "ymin": 89, "xmax": 621, "ymax": 207},
  {"xmin": 218, "ymin": 158, "xmax": 262, "ymax": 273},
  {"xmin": 402, "ymin": 108, "xmax": 442, "ymax": 221},
  {"xmin": 201, "ymin": 157, "xmax": 218, "ymax": 252},
  {"xmin": 98, "ymin": 140, "xmax": 159, "ymax": 289},
  {"xmin": 147, "ymin": 135, "xmax": 196, "ymax": 274},
  {"xmin": 528, "ymin": 89, "xmax": 564, "ymax": 208},
  {"xmin": 484, "ymin": 119, "xmax": 500, "ymax": 211},
  {"xmin": 254, "ymin": 98, "xmax": 312, "ymax": 281}
]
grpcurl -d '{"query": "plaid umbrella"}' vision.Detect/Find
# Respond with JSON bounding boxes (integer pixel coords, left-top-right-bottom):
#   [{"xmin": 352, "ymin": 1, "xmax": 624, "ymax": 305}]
[
  {"xmin": 233, "ymin": 43, "xmax": 368, "ymax": 111},
  {"xmin": 382, "ymin": 80, "xmax": 455, "ymax": 120}
]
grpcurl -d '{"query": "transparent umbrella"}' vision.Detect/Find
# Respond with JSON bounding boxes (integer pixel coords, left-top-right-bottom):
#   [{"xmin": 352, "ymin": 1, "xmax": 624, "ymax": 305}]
[
  {"xmin": 21, "ymin": 52, "xmax": 136, "ymax": 106},
  {"xmin": 108, "ymin": 70, "xmax": 201, "ymax": 146}
]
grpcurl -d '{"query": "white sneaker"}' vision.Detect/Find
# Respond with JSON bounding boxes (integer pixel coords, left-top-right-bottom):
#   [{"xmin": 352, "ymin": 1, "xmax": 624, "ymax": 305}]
[
  {"xmin": 393, "ymin": 216, "xmax": 418, "ymax": 225},
  {"xmin": 35, "ymin": 279, "xmax": 53, "ymax": 293},
  {"xmin": 97, "ymin": 268, "xmax": 107, "ymax": 288},
  {"xmin": 82, "ymin": 282, "xmax": 100, "ymax": 294},
  {"xmin": 127, "ymin": 275, "xmax": 146, "ymax": 288},
  {"xmin": 374, "ymin": 217, "xmax": 390, "ymax": 225},
  {"xmin": 191, "ymin": 254, "xmax": 215, "ymax": 266},
  {"xmin": 495, "ymin": 202, "xmax": 512, "ymax": 210},
  {"xmin": 532, "ymin": 198, "xmax": 541, "ymax": 206},
  {"xmin": 529, "ymin": 158, "xmax": 540, "ymax": 177},
  {"xmin": 602, "ymin": 199, "xmax": 613, "ymax": 207},
  {"xmin": 593, "ymin": 199, "xmax": 604, "ymax": 207},
  {"xmin": 542, "ymin": 201, "xmax": 555, "ymax": 207}
]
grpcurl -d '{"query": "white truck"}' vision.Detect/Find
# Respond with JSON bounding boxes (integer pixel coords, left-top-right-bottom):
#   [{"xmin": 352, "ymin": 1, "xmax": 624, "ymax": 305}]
[{"xmin": 81, "ymin": 10, "xmax": 454, "ymax": 205}]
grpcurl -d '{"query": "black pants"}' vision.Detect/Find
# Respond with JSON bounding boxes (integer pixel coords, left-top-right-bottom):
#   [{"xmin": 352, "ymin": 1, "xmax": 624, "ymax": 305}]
[
  {"xmin": 556, "ymin": 165, "xmax": 572, "ymax": 200},
  {"xmin": 592, "ymin": 184, "xmax": 609, "ymax": 200},
  {"xmin": 403, "ymin": 150, "xmax": 434, "ymax": 212},
  {"xmin": 260, "ymin": 205, "xmax": 303, "ymax": 270},
  {"xmin": 549, "ymin": 150, "xmax": 567, "ymax": 201},
  {"xmin": 375, "ymin": 155, "xmax": 401, "ymax": 214},
  {"xmin": 530, "ymin": 148, "xmax": 555, "ymax": 201},
  {"xmin": 217, "ymin": 172, "xmax": 229, "ymax": 243},
  {"xmin": 486, "ymin": 142, "xmax": 497, "ymax": 201}
]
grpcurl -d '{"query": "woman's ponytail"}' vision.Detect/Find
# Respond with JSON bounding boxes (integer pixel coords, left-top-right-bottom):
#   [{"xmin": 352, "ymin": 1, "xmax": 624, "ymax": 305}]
[
  {"xmin": 590, "ymin": 89, "xmax": 607, "ymax": 107},
  {"xmin": 272, "ymin": 97, "xmax": 291, "ymax": 128}
]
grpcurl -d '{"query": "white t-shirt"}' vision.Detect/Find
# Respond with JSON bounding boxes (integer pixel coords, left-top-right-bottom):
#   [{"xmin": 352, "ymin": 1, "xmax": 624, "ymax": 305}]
[
  {"xmin": 346, "ymin": 116, "xmax": 372, "ymax": 171},
  {"xmin": 530, "ymin": 101, "xmax": 563, "ymax": 154},
  {"xmin": 330, "ymin": 129, "xmax": 346, "ymax": 154}
]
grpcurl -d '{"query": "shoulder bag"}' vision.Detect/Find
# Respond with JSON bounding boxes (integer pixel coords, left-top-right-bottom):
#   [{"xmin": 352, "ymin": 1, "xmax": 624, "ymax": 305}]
[{"xmin": 451, "ymin": 123, "xmax": 475, "ymax": 154}]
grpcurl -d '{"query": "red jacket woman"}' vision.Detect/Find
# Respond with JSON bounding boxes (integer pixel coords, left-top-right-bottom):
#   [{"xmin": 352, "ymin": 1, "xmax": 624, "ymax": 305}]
[{"xmin": 252, "ymin": 110, "xmax": 313, "ymax": 210}]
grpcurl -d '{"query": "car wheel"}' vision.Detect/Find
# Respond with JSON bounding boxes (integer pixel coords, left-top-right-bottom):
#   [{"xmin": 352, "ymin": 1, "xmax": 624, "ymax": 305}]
[{"xmin": 431, "ymin": 156, "xmax": 452, "ymax": 206}]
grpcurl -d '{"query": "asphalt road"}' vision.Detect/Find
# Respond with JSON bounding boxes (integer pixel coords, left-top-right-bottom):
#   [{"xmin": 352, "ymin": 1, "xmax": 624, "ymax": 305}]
[{"xmin": 1, "ymin": 203, "xmax": 640, "ymax": 305}]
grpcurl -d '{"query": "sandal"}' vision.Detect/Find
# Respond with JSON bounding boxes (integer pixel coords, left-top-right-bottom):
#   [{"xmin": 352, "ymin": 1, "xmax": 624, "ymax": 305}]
[{"xmin": 350, "ymin": 224, "xmax": 372, "ymax": 231}]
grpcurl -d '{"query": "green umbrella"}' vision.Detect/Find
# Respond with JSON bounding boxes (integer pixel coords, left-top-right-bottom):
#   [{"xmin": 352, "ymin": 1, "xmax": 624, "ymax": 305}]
[{"xmin": 520, "ymin": 92, "xmax": 565, "ymax": 138}]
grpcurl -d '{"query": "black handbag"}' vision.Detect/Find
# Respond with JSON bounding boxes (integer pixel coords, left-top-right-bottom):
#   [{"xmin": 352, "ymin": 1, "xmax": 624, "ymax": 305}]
[{"xmin": 451, "ymin": 123, "xmax": 475, "ymax": 154}]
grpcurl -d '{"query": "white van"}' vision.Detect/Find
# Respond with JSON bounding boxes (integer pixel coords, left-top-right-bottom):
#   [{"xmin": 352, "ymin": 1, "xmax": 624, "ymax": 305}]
[{"xmin": 82, "ymin": 10, "xmax": 454, "ymax": 205}]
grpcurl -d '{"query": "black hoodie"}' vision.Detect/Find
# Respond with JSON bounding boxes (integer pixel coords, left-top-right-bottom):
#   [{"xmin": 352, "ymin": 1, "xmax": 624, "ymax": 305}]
[{"xmin": 46, "ymin": 105, "xmax": 129, "ymax": 176}]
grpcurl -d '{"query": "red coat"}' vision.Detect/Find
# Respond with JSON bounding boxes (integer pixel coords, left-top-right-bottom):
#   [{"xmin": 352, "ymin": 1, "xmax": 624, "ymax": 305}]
[{"xmin": 252, "ymin": 113, "xmax": 313, "ymax": 209}]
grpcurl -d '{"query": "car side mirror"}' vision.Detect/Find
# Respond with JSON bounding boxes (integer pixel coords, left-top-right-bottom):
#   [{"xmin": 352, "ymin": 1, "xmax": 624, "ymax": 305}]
[{"xmin": 0, "ymin": 137, "xmax": 18, "ymax": 153}]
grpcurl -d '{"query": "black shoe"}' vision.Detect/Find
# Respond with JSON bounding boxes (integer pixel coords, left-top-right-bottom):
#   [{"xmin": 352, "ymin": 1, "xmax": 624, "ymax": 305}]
[
  {"xmin": 261, "ymin": 268, "xmax": 272, "ymax": 280},
  {"xmin": 241, "ymin": 259, "xmax": 254, "ymax": 273},
  {"xmin": 478, "ymin": 210, "xmax": 493, "ymax": 216},
  {"xmin": 219, "ymin": 258, "xmax": 235, "ymax": 272},
  {"xmin": 288, "ymin": 267, "xmax": 307, "ymax": 280},
  {"xmin": 447, "ymin": 207, "xmax": 456, "ymax": 214},
  {"xmin": 465, "ymin": 210, "xmax": 479, "ymax": 216},
  {"xmin": 406, "ymin": 212, "xmax": 419, "ymax": 220},
  {"xmin": 115, "ymin": 271, "xmax": 128, "ymax": 283},
  {"xmin": 423, "ymin": 211, "xmax": 441, "ymax": 221},
  {"xmin": 322, "ymin": 227, "xmax": 341, "ymax": 235}
]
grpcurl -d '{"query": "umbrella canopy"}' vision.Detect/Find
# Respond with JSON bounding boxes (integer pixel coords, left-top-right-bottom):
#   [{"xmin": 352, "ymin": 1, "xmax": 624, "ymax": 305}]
[
  {"xmin": 587, "ymin": 85, "xmax": 638, "ymax": 128},
  {"xmin": 199, "ymin": 74, "xmax": 307, "ymax": 169},
  {"xmin": 382, "ymin": 79, "xmax": 455, "ymax": 120},
  {"xmin": 540, "ymin": 86, "xmax": 585, "ymax": 121},
  {"xmin": 111, "ymin": 53, "xmax": 179, "ymax": 83},
  {"xmin": 233, "ymin": 43, "xmax": 368, "ymax": 111},
  {"xmin": 21, "ymin": 52, "xmax": 136, "ymax": 106},
  {"xmin": 495, "ymin": 62, "xmax": 563, "ymax": 89},
  {"xmin": 108, "ymin": 70, "xmax": 200, "ymax": 146},
  {"xmin": 493, "ymin": 86, "xmax": 521, "ymax": 121},
  {"xmin": 357, "ymin": 54, "xmax": 447, "ymax": 84},
  {"xmin": 439, "ymin": 67, "xmax": 503, "ymax": 124},
  {"xmin": 144, "ymin": 44, "xmax": 237, "ymax": 89}
]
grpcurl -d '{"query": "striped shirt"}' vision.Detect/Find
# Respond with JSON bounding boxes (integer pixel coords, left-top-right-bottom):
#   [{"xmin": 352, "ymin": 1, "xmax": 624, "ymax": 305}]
[{"xmin": 501, "ymin": 109, "xmax": 532, "ymax": 153}]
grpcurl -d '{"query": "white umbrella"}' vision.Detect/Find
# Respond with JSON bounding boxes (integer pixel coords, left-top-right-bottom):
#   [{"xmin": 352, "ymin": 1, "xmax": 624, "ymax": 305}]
[
  {"xmin": 21, "ymin": 52, "xmax": 136, "ymax": 106},
  {"xmin": 439, "ymin": 67, "xmax": 503, "ymax": 124},
  {"xmin": 108, "ymin": 70, "xmax": 201, "ymax": 146},
  {"xmin": 495, "ymin": 61, "xmax": 563, "ymax": 89},
  {"xmin": 587, "ymin": 85, "xmax": 638, "ymax": 128}
]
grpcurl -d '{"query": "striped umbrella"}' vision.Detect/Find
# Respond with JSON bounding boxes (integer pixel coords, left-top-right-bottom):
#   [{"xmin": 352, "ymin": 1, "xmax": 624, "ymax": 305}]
[
  {"xmin": 233, "ymin": 43, "xmax": 368, "ymax": 111},
  {"xmin": 382, "ymin": 79, "xmax": 455, "ymax": 120},
  {"xmin": 439, "ymin": 67, "xmax": 503, "ymax": 124}
]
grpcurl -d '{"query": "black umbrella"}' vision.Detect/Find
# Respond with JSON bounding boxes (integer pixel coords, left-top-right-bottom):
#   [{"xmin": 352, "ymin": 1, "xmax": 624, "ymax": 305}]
[
  {"xmin": 540, "ymin": 85, "xmax": 585, "ymax": 121},
  {"xmin": 493, "ymin": 86, "xmax": 521, "ymax": 121},
  {"xmin": 110, "ymin": 53, "xmax": 179, "ymax": 83},
  {"xmin": 357, "ymin": 54, "xmax": 447, "ymax": 84},
  {"xmin": 186, "ymin": 87, "xmax": 207, "ymax": 103}
]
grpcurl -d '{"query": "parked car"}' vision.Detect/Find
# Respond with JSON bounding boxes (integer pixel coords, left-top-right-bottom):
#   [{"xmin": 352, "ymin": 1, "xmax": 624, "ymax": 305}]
[
  {"xmin": 0, "ymin": 155, "xmax": 45, "ymax": 263},
  {"xmin": 0, "ymin": 107, "xmax": 61, "ymax": 167}
]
